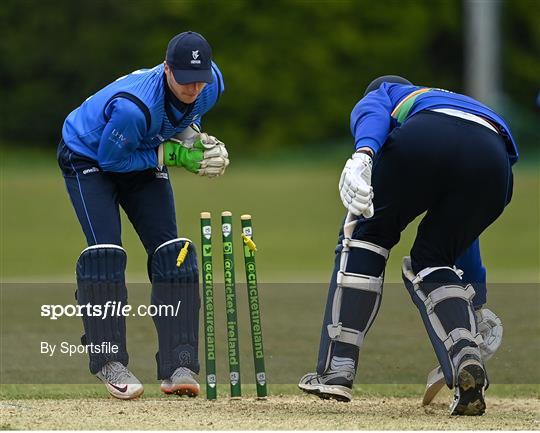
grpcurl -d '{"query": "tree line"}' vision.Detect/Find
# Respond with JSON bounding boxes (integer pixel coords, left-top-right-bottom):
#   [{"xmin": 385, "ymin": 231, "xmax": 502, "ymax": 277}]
[{"xmin": 1, "ymin": 0, "xmax": 538, "ymax": 150}]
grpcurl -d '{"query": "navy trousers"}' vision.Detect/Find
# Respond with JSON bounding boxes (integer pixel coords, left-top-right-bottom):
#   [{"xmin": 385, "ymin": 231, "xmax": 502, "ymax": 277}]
[
  {"xmin": 355, "ymin": 111, "xmax": 513, "ymax": 270},
  {"xmin": 317, "ymin": 110, "xmax": 513, "ymax": 373},
  {"xmin": 57, "ymin": 141, "xmax": 177, "ymax": 278}
]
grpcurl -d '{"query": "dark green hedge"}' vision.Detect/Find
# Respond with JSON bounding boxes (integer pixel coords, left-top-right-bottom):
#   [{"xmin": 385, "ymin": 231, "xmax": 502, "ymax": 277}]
[{"xmin": 1, "ymin": 0, "xmax": 538, "ymax": 150}]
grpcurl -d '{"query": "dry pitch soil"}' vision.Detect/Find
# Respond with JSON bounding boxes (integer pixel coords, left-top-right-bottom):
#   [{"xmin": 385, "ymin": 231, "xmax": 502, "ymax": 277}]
[{"xmin": 1, "ymin": 395, "xmax": 538, "ymax": 430}]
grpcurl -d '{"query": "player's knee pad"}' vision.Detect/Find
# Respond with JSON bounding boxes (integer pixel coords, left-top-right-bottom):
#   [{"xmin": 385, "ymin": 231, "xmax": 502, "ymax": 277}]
[
  {"xmin": 76, "ymin": 244, "xmax": 129, "ymax": 374},
  {"xmin": 402, "ymin": 256, "xmax": 483, "ymax": 387},
  {"xmin": 321, "ymin": 236, "xmax": 389, "ymax": 372},
  {"xmin": 151, "ymin": 238, "xmax": 200, "ymax": 379}
]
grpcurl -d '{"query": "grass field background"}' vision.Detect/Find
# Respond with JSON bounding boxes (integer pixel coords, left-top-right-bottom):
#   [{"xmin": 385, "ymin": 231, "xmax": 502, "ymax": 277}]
[
  {"xmin": 1, "ymin": 146, "xmax": 538, "ymax": 283},
  {"xmin": 1, "ymin": 147, "xmax": 539, "ymax": 429}
]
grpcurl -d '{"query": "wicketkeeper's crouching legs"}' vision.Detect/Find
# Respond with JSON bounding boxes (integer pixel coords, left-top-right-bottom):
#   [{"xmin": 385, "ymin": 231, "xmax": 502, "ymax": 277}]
[{"xmin": 150, "ymin": 238, "xmax": 201, "ymax": 396}]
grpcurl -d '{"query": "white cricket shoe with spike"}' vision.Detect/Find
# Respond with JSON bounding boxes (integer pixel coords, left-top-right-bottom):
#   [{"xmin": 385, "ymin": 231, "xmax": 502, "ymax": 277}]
[
  {"xmin": 160, "ymin": 367, "xmax": 200, "ymax": 397},
  {"xmin": 95, "ymin": 361, "xmax": 144, "ymax": 400}
]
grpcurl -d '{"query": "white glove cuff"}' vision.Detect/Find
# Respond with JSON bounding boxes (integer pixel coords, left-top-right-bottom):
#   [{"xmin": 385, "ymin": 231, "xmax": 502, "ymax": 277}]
[
  {"xmin": 157, "ymin": 143, "xmax": 164, "ymax": 166},
  {"xmin": 351, "ymin": 151, "xmax": 373, "ymax": 165},
  {"xmin": 173, "ymin": 124, "xmax": 199, "ymax": 147}
]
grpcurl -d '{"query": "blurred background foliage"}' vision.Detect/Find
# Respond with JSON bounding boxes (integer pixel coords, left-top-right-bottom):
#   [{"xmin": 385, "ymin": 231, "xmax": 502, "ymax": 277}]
[{"xmin": 0, "ymin": 0, "xmax": 538, "ymax": 152}]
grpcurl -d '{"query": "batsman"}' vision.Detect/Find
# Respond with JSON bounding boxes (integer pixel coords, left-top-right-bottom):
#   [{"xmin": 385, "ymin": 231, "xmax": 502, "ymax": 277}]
[
  {"xmin": 57, "ymin": 31, "xmax": 228, "ymax": 399},
  {"xmin": 299, "ymin": 76, "xmax": 517, "ymax": 415}
]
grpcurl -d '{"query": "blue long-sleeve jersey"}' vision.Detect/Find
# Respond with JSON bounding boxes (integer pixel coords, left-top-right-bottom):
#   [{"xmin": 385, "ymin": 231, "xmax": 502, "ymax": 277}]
[
  {"xmin": 62, "ymin": 63, "xmax": 225, "ymax": 172},
  {"xmin": 351, "ymin": 83, "xmax": 518, "ymax": 164},
  {"xmin": 351, "ymin": 82, "xmax": 516, "ymax": 306}
]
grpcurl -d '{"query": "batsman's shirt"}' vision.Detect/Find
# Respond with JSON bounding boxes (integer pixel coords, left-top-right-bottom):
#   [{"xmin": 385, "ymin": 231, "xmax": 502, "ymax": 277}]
[
  {"xmin": 351, "ymin": 83, "xmax": 519, "ymax": 164},
  {"xmin": 62, "ymin": 63, "xmax": 225, "ymax": 172},
  {"xmin": 351, "ymin": 82, "xmax": 517, "ymax": 301}
]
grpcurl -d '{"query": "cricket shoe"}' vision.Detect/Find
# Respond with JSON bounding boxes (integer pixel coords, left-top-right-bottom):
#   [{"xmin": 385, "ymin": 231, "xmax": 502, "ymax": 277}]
[
  {"xmin": 160, "ymin": 367, "xmax": 200, "ymax": 397},
  {"xmin": 95, "ymin": 361, "xmax": 144, "ymax": 400},
  {"xmin": 298, "ymin": 370, "xmax": 354, "ymax": 402},
  {"xmin": 422, "ymin": 308, "xmax": 500, "ymax": 406},
  {"xmin": 450, "ymin": 358, "xmax": 487, "ymax": 416}
]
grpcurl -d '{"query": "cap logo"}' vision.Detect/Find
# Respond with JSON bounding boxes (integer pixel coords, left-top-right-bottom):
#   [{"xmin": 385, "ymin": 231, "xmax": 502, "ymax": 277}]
[{"xmin": 191, "ymin": 50, "xmax": 201, "ymax": 65}]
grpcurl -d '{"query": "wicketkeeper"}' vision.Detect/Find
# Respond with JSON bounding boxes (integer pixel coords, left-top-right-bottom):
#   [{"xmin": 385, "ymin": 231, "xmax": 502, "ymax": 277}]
[
  {"xmin": 299, "ymin": 76, "xmax": 517, "ymax": 415},
  {"xmin": 57, "ymin": 31, "xmax": 228, "ymax": 399}
]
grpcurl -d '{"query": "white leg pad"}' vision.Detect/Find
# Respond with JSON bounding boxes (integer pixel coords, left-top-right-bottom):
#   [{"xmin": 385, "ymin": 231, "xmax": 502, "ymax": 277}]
[
  {"xmin": 326, "ymin": 237, "xmax": 388, "ymax": 348},
  {"xmin": 402, "ymin": 256, "xmax": 484, "ymax": 385}
]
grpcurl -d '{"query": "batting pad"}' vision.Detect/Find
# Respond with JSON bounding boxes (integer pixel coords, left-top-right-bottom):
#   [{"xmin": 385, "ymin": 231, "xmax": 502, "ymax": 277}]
[
  {"xmin": 317, "ymin": 237, "xmax": 388, "ymax": 374},
  {"xmin": 76, "ymin": 244, "xmax": 129, "ymax": 374},
  {"xmin": 151, "ymin": 238, "xmax": 200, "ymax": 379},
  {"xmin": 402, "ymin": 256, "xmax": 483, "ymax": 388}
]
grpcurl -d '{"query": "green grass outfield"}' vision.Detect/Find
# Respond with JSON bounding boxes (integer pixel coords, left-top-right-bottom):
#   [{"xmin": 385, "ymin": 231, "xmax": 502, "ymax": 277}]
[
  {"xmin": 1, "ymin": 147, "xmax": 539, "ymax": 405},
  {"xmin": 1, "ymin": 146, "xmax": 538, "ymax": 283}
]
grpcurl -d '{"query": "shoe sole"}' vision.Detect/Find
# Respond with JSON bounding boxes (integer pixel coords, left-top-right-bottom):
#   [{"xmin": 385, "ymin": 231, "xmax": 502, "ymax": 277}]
[
  {"xmin": 451, "ymin": 364, "xmax": 486, "ymax": 416},
  {"xmin": 108, "ymin": 387, "xmax": 144, "ymax": 400},
  {"xmin": 161, "ymin": 384, "xmax": 200, "ymax": 397},
  {"xmin": 298, "ymin": 383, "xmax": 351, "ymax": 402}
]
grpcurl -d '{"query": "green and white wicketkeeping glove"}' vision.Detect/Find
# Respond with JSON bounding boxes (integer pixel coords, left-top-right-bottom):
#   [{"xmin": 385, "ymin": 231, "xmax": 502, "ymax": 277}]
[{"xmin": 158, "ymin": 133, "xmax": 229, "ymax": 177}]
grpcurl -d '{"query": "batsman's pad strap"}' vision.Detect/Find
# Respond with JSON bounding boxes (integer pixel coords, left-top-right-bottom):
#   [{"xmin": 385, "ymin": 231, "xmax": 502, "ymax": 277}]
[
  {"xmin": 422, "ymin": 284, "xmax": 476, "ymax": 313},
  {"xmin": 76, "ymin": 244, "xmax": 129, "ymax": 374},
  {"xmin": 318, "ymin": 215, "xmax": 390, "ymax": 373},
  {"xmin": 402, "ymin": 257, "xmax": 483, "ymax": 387},
  {"xmin": 413, "ymin": 281, "xmax": 478, "ymax": 346},
  {"xmin": 151, "ymin": 238, "xmax": 200, "ymax": 378},
  {"xmin": 343, "ymin": 239, "xmax": 389, "ymax": 259},
  {"xmin": 337, "ymin": 272, "xmax": 383, "ymax": 294},
  {"xmin": 418, "ymin": 288, "xmax": 479, "ymax": 350},
  {"xmin": 402, "ymin": 264, "xmax": 455, "ymax": 387},
  {"xmin": 327, "ymin": 323, "xmax": 364, "ymax": 347},
  {"xmin": 452, "ymin": 346, "xmax": 483, "ymax": 370},
  {"xmin": 413, "ymin": 265, "xmax": 464, "ymax": 284},
  {"xmin": 443, "ymin": 328, "xmax": 483, "ymax": 351},
  {"xmin": 326, "ymin": 237, "xmax": 386, "ymax": 349}
]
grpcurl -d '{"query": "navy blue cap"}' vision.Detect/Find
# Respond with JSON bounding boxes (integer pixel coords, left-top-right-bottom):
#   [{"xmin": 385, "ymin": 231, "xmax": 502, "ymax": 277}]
[{"xmin": 166, "ymin": 31, "xmax": 213, "ymax": 84}]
